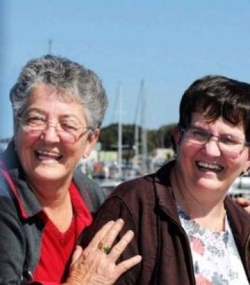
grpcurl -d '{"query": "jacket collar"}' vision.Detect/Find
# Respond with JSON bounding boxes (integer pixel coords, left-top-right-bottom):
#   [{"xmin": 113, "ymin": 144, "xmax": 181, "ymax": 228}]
[
  {"xmin": 0, "ymin": 141, "xmax": 42, "ymax": 219},
  {"xmin": 151, "ymin": 160, "xmax": 180, "ymax": 220}
]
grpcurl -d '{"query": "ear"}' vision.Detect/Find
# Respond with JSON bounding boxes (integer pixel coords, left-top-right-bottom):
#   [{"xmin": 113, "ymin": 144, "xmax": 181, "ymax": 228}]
[
  {"xmin": 83, "ymin": 129, "xmax": 100, "ymax": 157},
  {"xmin": 172, "ymin": 127, "xmax": 182, "ymax": 148},
  {"xmin": 244, "ymin": 150, "xmax": 250, "ymax": 173}
]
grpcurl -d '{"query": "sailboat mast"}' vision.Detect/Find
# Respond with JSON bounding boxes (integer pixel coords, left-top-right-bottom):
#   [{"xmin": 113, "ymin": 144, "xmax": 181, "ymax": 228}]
[
  {"xmin": 48, "ymin": 39, "xmax": 52, "ymax": 54},
  {"xmin": 117, "ymin": 83, "xmax": 123, "ymax": 178},
  {"xmin": 133, "ymin": 83, "xmax": 141, "ymax": 168},
  {"xmin": 140, "ymin": 79, "xmax": 148, "ymax": 174}
]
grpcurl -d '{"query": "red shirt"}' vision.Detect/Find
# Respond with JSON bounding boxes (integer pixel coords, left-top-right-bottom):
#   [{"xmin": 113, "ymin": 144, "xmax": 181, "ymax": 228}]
[{"xmin": 32, "ymin": 182, "xmax": 92, "ymax": 284}]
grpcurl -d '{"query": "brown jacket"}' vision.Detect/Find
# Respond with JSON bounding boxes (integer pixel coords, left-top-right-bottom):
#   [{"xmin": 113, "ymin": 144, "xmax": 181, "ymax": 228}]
[{"xmin": 81, "ymin": 161, "xmax": 250, "ymax": 285}]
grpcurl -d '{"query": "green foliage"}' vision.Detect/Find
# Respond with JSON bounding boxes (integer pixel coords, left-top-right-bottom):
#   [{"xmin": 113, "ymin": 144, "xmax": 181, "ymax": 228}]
[
  {"xmin": 98, "ymin": 123, "xmax": 177, "ymax": 152},
  {"xmin": 155, "ymin": 123, "xmax": 177, "ymax": 148}
]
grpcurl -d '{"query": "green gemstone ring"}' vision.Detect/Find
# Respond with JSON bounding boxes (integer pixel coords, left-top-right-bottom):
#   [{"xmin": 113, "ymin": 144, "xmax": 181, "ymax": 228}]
[{"xmin": 102, "ymin": 245, "xmax": 111, "ymax": 254}]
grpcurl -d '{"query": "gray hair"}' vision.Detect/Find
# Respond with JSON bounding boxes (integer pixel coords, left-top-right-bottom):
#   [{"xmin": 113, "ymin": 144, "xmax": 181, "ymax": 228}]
[{"xmin": 10, "ymin": 54, "xmax": 108, "ymax": 132}]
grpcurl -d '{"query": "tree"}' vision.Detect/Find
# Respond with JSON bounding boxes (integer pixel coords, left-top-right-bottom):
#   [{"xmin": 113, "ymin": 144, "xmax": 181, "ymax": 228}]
[
  {"xmin": 155, "ymin": 123, "xmax": 177, "ymax": 149},
  {"xmin": 98, "ymin": 123, "xmax": 177, "ymax": 153}
]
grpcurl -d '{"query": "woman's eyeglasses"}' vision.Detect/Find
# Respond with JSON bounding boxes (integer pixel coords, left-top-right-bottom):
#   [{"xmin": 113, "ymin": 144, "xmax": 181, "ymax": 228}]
[
  {"xmin": 181, "ymin": 126, "xmax": 250, "ymax": 158},
  {"xmin": 20, "ymin": 114, "xmax": 91, "ymax": 144}
]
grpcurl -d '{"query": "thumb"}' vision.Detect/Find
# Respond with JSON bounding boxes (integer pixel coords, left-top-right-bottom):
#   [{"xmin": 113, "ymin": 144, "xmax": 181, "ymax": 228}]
[{"xmin": 71, "ymin": 245, "xmax": 83, "ymax": 266}]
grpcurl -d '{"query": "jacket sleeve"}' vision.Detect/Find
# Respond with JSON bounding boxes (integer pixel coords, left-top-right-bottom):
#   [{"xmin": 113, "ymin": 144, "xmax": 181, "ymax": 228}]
[
  {"xmin": 0, "ymin": 175, "xmax": 63, "ymax": 285},
  {"xmin": 79, "ymin": 193, "xmax": 142, "ymax": 285},
  {"xmin": 0, "ymin": 175, "xmax": 28, "ymax": 284}
]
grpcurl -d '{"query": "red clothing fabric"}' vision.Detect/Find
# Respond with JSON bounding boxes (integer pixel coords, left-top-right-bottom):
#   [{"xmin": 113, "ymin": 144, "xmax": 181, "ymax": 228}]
[
  {"xmin": 0, "ymin": 141, "xmax": 105, "ymax": 284},
  {"xmin": 33, "ymin": 182, "xmax": 92, "ymax": 283}
]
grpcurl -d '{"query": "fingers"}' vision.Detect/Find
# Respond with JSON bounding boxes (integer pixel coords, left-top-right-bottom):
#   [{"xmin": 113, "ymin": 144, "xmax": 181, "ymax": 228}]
[
  {"xmin": 83, "ymin": 219, "xmax": 126, "ymax": 262},
  {"xmin": 115, "ymin": 255, "xmax": 142, "ymax": 277},
  {"xmin": 71, "ymin": 245, "xmax": 83, "ymax": 266},
  {"xmin": 244, "ymin": 206, "xmax": 250, "ymax": 214},
  {"xmin": 234, "ymin": 197, "xmax": 250, "ymax": 214},
  {"xmin": 66, "ymin": 219, "xmax": 142, "ymax": 285},
  {"xmin": 86, "ymin": 220, "xmax": 116, "ymax": 249},
  {"xmin": 108, "ymin": 230, "xmax": 134, "ymax": 260},
  {"xmin": 237, "ymin": 197, "xmax": 250, "ymax": 204},
  {"xmin": 234, "ymin": 197, "xmax": 250, "ymax": 207},
  {"xmin": 97, "ymin": 219, "xmax": 125, "ymax": 251}
]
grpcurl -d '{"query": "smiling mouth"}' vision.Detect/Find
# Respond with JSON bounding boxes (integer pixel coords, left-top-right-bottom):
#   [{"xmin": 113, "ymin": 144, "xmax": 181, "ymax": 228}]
[
  {"xmin": 35, "ymin": 150, "xmax": 63, "ymax": 161},
  {"xmin": 196, "ymin": 161, "xmax": 224, "ymax": 173}
]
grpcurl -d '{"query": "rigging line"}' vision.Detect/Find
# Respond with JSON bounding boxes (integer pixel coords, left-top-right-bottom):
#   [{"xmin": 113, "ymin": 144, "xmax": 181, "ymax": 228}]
[
  {"xmin": 110, "ymin": 82, "xmax": 121, "ymax": 125},
  {"xmin": 133, "ymin": 80, "xmax": 144, "ymax": 126}
]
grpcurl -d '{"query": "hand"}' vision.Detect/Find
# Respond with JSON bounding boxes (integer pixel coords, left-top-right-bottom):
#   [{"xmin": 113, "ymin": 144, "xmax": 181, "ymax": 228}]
[
  {"xmin": 63, "ymin": 219, "xmax": 142, "ymax": 285},
  {"xmin": 234, "ymin": 197, "xmax": 250, "ymax": 214}
]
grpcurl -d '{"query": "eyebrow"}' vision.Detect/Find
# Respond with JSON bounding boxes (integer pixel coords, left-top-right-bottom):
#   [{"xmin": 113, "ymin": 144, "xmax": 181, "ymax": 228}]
[
  {"xmin": 25, "ymin": 108, "xmax": 81, "ymax": 120},
  {"xmin": 190, "ymin": 125, "xmax": 246, "ymax": 139}
]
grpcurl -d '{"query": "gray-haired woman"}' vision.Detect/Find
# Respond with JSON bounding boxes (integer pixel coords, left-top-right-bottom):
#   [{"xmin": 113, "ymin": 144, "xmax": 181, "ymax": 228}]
[{"xmin": 0, "ymin": 54, "xmax": 141, "ymax": 285}]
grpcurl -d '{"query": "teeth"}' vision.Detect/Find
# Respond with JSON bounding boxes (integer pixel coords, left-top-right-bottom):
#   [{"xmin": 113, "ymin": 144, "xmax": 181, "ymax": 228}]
[
  {"xmin": 197, "ymin": 161, "xmax": 223, "ymax": 171},
  {"xmin": 36, "ymin": 150, "xmax": 61, "ymax": 159}
]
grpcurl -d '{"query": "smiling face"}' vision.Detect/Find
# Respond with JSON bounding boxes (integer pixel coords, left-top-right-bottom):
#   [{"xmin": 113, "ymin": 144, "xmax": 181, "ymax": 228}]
[
  {"xmin": 174, "ymin": 112, "xmax": 250, "ymax": 197},
  {"xmin": 15, "ymin": 84, "xmax": 99, "ymax": 186}
]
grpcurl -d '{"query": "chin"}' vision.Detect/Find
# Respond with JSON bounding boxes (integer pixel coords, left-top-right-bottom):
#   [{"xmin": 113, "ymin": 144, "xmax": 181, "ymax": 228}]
[
  {"xmin": 32, "ymin": 166, "xmax": 65, "ymax": 181},
  {"xmin": 196, "ymin": 177, "xmax": 220, "ymax": 190}
]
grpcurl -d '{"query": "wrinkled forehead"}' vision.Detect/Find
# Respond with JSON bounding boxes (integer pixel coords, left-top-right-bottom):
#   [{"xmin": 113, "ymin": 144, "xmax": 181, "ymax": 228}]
[
  {"xmin": 28, "ymin": 83, "xmax": 80, "ymax": 104},
  {"xmin": 21, "ymin": 84, "xmax": 86, "ymax": 121}
]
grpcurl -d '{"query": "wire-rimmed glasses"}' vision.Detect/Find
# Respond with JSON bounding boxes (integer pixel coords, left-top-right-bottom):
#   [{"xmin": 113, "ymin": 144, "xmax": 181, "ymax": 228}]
[
  {"xmin": 181, "ymin": 126, "xmax": 250, "ymax": 158},
  {"xmin": 20, "ymin": 113, "xmax": 91, "ymax": 144}
]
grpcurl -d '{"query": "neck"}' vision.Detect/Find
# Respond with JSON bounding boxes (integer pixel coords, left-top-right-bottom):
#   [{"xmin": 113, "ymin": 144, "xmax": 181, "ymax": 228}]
[
  {"xmin": 28, "ymin": 178, "xmax": 74, "ymax": 232},
  {"xmin": 26, "ymin": 174, "xmax": 72, "ymax": 205},
  {"xmin": 171, "ymin": 168, "xmax": 226, "ymax": 231}
]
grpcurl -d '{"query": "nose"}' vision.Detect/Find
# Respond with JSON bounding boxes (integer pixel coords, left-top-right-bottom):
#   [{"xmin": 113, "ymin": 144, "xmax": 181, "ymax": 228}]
[
  {"xmin": 202, "ymin": 137, "xmax": 221, "ymax": 157},
  {"xmin": 40, "ymin": 124, "xmax": 60, "ymax": 143}
]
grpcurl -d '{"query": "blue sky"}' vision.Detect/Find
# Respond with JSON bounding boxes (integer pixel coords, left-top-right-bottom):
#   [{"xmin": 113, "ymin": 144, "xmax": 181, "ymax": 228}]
[{"xmin": 1, "ymin": 0, "xmax": 250, "ymax": 139}]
